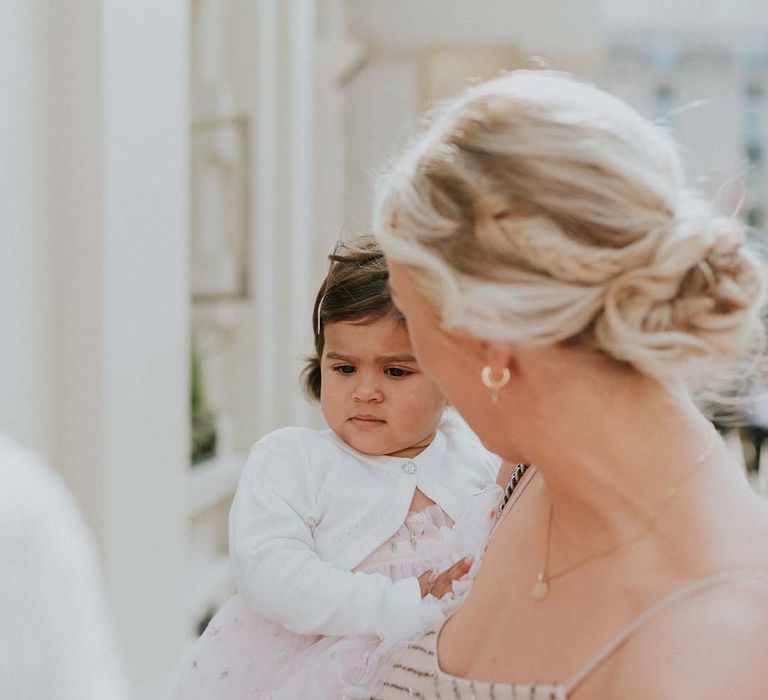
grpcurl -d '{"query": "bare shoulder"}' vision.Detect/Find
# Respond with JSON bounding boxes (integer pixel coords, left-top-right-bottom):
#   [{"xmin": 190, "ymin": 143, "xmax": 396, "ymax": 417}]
[{"xmin": 606, "ymin": 575, "xmax": 768, "ymax": 699}]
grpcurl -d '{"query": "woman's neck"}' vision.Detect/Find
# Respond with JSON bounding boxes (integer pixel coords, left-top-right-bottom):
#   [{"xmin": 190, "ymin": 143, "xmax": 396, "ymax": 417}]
[{"xmin": 508, "ymin": 351, "xmax": 731, "ymax": 552}]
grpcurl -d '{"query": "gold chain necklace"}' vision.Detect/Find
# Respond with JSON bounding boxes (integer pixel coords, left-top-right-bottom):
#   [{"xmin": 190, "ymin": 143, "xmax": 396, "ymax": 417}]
[{"xmin": 532, "ymin": 429, "xmax": 719, "ymax": 601}]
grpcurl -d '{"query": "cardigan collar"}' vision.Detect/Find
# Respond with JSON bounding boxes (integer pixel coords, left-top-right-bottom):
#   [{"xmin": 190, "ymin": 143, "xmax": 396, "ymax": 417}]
[{"xmin": 321, "ymin": 419, "xmax": 449, "ymax": 474}]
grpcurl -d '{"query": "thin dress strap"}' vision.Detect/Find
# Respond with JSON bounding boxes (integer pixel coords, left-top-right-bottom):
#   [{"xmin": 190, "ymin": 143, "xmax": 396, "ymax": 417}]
[{"xmin": 564, "ymin": 569, "xmax": 768, "ymax": 694}]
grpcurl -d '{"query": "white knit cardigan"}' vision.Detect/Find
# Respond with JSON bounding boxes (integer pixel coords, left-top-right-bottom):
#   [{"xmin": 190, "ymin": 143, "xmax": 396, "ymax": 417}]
[{"xmin": 229, "ymin": 411, "xmax": 500, "ymax": 641}]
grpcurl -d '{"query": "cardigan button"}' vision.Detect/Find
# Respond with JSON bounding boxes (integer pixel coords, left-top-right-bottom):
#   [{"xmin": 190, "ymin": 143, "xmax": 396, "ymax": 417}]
[{"xmin": 402, "ymin": 461, "xmax": 418, "ymax": 475}]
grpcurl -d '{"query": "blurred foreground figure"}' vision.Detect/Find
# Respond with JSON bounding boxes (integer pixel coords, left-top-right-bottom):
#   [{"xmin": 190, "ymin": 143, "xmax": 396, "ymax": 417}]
[{"xmin": 0, "ymin": 433, "xmax": 127, "ymax": 699}]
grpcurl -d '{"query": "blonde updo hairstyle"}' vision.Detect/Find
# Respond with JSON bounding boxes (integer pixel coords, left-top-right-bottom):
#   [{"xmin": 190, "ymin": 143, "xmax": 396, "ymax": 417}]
[{"xmin": 374, "ymin": 71, "xmax": 766, "ymax": 387}]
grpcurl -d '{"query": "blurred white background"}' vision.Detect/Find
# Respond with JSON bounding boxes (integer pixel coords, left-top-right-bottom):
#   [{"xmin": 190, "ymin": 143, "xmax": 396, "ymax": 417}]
[{"xmin": 2, "ymin": 0, "xmax": 767, "ymax": 695}]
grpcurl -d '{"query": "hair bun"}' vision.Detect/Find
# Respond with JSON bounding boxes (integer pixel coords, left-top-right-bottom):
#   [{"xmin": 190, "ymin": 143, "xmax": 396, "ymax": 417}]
[{"xmin": 595, "ymin": 212, "xmax": 765, "ymax": 381}]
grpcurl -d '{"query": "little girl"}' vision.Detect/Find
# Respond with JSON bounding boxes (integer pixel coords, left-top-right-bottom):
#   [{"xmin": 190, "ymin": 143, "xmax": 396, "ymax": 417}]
[{"xmin": 174, "ymin": 236, "xmax": 503, "ymax": 699}]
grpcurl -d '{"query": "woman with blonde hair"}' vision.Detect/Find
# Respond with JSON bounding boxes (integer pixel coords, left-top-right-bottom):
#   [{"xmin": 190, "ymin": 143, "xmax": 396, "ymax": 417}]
[{"xmin": 370, "ymin": 70, "xmax": 768, "ymax": 699}]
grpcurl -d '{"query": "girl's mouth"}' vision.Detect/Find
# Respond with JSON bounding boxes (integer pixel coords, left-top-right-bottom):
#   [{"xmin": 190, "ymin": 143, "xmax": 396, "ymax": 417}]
[{"xmin": 349, "ymin": 415, "xmax": 387, "ymax": 428}]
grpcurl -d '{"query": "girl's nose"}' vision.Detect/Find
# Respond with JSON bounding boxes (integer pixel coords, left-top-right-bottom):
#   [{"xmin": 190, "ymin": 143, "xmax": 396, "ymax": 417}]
[{"xmin": 352, "ymin": 376, "xmax": 383, "ymax": 403}]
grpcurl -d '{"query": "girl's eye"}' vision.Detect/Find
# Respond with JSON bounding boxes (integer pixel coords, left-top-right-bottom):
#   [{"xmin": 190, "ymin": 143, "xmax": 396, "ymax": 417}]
[
  {"xmin": 332, "ymin": 364, "xmax": 356, "ymax": 375},
  {"xmin": 385, "ymin": 367, "xmax": 412, "ymax": 378}
]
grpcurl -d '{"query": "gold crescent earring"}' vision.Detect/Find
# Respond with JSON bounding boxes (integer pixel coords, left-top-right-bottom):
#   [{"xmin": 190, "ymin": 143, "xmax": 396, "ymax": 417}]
[{"xmin": 481, "ymin": 366, "xmax": 511, "ymax": 403}]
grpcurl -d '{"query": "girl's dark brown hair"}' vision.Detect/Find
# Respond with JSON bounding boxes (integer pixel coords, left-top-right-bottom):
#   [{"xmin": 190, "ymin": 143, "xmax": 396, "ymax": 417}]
[{"xmin": 302, "ymin": 236, "xmax": 400, "ymax": 401}]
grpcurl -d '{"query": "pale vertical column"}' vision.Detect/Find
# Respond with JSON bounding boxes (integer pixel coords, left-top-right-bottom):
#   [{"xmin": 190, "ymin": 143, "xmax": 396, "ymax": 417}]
[
  {"xmin": 197, "ymin": 0, "xmax": 224, "ymax": 87},
  {"xmin": 254, "ymin": 0, "xmax": 281, "ymax": 433},
  {"xmin": 287, "ymin": 0, "xmax": 318, "ymax": 426},
  {"xmin": 255, "ymin": 0, "xmax": 331, "ymax": 432},
  {"xmin": 100, "ymin": 0, "xmax": 189, "ymax": 690},
  {"xmin": 316, "ymin": 0, "xmax": 364, "ymax": 256},
  {"xmin": 42, "ymin": 0, "xmax": 106, "ymax": 545},
  {"xmin": 0, "ymin": 1, "xmax": 56, "ymax": 456}
]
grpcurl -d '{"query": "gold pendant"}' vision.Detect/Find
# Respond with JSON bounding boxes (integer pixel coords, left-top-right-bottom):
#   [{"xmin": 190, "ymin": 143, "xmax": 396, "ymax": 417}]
[{"xmin": 532, "ymin": 573, "xmax": 549, "ymax": 600}]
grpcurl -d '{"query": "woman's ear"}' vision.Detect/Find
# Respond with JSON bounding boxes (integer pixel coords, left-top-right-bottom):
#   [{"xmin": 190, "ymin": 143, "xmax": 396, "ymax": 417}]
[{"xmin": 482, "ymin": 342, "xmax": 517, "ymax": 376}]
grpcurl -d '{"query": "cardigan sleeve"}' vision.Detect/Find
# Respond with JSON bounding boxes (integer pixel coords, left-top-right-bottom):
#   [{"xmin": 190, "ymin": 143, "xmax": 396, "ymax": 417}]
[{"xmin": 229, "ymin": 429, "xmax": 441, "ymax": 639}]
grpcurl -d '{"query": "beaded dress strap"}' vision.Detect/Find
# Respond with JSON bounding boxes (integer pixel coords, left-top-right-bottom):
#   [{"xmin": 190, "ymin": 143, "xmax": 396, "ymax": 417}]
[
  {"xmin": 487, "ymin": 464, "xmax": 535, "ymax": 544},
  {"xmin": 501, "ymin": 463, "xmax": 530, "ymax": 510}
]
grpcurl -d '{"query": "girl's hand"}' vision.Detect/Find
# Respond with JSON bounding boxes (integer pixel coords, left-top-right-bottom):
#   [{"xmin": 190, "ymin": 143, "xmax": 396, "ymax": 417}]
[{"xmin": 418, "ymin": 556, "xmax": 474, "ymax": 598}]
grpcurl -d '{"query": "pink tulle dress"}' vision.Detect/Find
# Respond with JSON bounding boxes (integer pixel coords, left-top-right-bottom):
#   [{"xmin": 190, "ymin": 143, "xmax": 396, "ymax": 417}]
[{"xmin": 174, "ymin": 487, "xmax": 500, "ymax": 700}]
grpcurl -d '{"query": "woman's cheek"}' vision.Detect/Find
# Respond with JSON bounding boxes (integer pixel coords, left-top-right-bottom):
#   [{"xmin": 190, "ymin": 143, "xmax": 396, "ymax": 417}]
[{"xmin": 412, "ymin": 332, "xmax": 450, "ymax": 383}]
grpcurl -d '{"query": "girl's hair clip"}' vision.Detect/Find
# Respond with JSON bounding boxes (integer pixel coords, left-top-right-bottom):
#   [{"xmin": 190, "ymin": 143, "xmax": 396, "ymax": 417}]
[{"xmin": 316, "ymin": 294, "xmax": 326, "ymax": 336}]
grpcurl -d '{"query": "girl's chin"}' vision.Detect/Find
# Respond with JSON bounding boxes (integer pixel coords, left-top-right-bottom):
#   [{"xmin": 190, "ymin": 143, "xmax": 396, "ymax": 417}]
[{"xmin": 344, "ymin": 434, "xmax": 402, "ymax": 457}]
